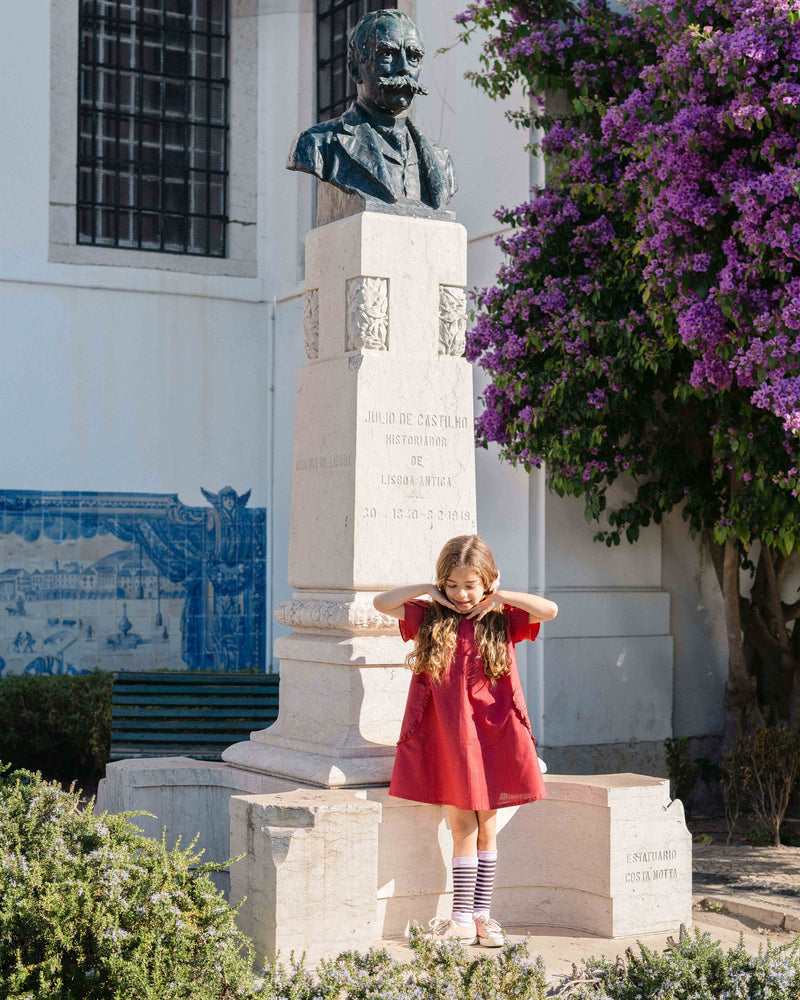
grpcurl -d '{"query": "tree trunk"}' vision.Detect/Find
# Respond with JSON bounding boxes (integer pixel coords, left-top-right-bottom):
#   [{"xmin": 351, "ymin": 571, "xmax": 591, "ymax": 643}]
[
  {"xmin": 791, "ymin": 619, "xmax": 800, "ymax": 729},
  {"xmin": 724, "ymin": 538, "xmax": 760, "ymax": 735},
  {"xmin": 744, "ymin": 546, "xmax": 798, "ymax": 725},
  {"xmin": 706, "ymin": 531, "xmax": 761, "ymax": 744}
]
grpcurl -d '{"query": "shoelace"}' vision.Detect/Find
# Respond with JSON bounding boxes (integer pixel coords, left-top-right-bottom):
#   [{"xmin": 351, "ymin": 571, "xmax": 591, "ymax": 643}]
[
  {"xmin": 427, "ymin": 916, "xmax": 476, "ymax": 939},
  {"xmin": 476, "ymin": 917, "xmax": 503, "ymax": 934},
  {"xmin": 427, "ymin": 917, "xmax": 455, "ymax": 936}
]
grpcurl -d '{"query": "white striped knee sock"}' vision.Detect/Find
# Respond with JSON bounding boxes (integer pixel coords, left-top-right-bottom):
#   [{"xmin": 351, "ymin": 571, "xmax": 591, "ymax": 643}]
[
  {"xmin": 473, "ymin": 849, "xmax": 497, "ymax": 917},
  {"xmin": 451, "ymin": 856, "xmax": 478, "ymax": 924}
]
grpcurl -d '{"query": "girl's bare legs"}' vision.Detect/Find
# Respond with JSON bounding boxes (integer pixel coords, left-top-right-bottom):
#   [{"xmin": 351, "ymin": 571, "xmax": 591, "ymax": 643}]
[
  {"xmin": 447, "ymin": 806, "xmax": 478, "ymax": 855},
  {"xmin": 430, "ymin": 808, "xmax": 500, "ymax": 940},
  {"xmin": 438, "ymin": 807, "xmax": 479, "ymax": 936},
  {"xmin": 446, "ymin": 806, "xmax": 498, "ymax": 853},
  {"xmin": 476, "ymin": 809, "xmax": 497, "ymax": 852}
]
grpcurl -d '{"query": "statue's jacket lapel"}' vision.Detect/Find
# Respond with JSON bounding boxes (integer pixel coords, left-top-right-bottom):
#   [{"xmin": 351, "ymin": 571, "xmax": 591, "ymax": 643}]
[
  {"xmin": 334, "ymin": 108, "xmax": 398, "ymax": 203},
  {"xmin": 407, "ymin": 119, "xmax": 452, "ymax": 209}
]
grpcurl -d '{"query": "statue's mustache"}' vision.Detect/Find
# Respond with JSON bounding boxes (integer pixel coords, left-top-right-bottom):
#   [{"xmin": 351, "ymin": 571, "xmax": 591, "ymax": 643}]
[{"xmin": 377, "ymin": 75, "xmax": 429, "ymax": 96}]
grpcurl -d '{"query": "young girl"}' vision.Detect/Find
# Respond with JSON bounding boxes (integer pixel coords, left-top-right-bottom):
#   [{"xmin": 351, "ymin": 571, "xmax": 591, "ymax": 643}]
[{"xmin": 373, "ymin": 534, "xmax": 558, "ymax": 947}]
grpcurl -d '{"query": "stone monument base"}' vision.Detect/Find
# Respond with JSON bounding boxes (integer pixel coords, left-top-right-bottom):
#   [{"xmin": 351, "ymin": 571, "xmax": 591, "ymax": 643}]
[{"xmin": 98, "ymin": 762, "xmax": 691, "ymax": 964}]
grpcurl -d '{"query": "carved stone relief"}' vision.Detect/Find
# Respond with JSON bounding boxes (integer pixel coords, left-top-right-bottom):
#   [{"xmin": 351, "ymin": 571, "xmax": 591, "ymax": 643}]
[
  {"xmin": 438, "ymin": 285, "xmax": 467, "ymax": 357},
  {"xmin": 275, "ymin": 597, "xmax": 398, "ymax": 635},
  {"xmin": 346, "ymin": 277, "xmax": 389, "ymax": 352},
  {"xmin": 303, "ymin": 289, "xmax": 320, "ymax": 359}
]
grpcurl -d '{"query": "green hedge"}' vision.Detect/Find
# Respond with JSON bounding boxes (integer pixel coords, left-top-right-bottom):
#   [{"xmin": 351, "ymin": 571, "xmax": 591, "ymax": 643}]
[
  {"xmin": 0, "ymin": 672, "xmax": 112, "ymax": 783},
  {"xmin": 574, "ymin": 931, "xmax": 800, "ymax": 999},
  {"xmin": 0, "ymin": 765, "xmax": 261, "ymax": 999}
]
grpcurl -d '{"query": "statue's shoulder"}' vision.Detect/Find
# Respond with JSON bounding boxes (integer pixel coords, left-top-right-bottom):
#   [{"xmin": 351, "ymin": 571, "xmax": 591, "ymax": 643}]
[
  {"xmin": 408, "ymin": 120, "xmax": 452, "ymax": 164},
  {"xmin": 408, "ymin": 121, "xmax": 458, "ymax": 201},
  {"xmin": 287, "ymin": 107, "xmax": 359, "ymax": 171}
]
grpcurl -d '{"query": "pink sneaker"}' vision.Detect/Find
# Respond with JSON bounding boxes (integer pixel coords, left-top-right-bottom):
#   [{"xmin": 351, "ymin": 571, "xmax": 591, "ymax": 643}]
[
  {"xmin": 473, "ymin": 914, "xmax": 504, "ymax": 947},
  {"xmin": 425, "ymin": 917, "xmax": 477, "ymax": 943}
]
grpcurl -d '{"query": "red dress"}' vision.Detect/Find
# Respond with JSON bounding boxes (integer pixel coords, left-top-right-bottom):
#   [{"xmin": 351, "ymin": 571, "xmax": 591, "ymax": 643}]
[{"xmin": 388, "ymin": 600, "xmax": 547, "ymax": 810}]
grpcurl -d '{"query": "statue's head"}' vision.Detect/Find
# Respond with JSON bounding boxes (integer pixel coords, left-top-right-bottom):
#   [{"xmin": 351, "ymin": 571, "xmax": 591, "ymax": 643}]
[{"xmin": 348, "ymin": 10, "xmax": 428, "ymax": 117}]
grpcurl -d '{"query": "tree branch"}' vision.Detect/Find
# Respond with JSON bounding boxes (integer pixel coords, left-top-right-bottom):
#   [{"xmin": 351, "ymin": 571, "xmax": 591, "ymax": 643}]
[
  {"xmin": 761, "ymin": 546, "xmax": 789, "ymax": 644},
  {"xmin": 741, "ymin": 598, "xmax": 784, "ymax": 659},
  {"xmin": 783, "ymin": 599, "xmax": 800, "ymax": 622},
  {"xmin": 723, "ymin": 539, "xmax": 753, "ymax": 687},
  {"xmin": 775, "ymin": 552, "xmax": 789, "ymax": 590},
  {"xmin": 704, "ymin": 529, "xmax": 725, "ymax": 592}
]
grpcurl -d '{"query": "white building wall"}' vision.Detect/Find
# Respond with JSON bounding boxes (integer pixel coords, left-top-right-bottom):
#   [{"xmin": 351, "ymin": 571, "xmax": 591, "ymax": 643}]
[
  {"xmin": 0, "ymin": 283, "xmax": 267, "ymax": 507},
  {"xmin": 663, "ymin": 513, "xmax": 728, "ymax": 738},
  {"xmin": 1, "ymin": 0, "xmax": 268, "ymax": 506}
]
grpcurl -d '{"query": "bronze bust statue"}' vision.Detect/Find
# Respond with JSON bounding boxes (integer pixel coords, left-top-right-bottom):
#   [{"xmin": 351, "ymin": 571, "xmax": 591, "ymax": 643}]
[{"xmin": 287, "ymin": 10, "xmax": 457, "ymax": 221}]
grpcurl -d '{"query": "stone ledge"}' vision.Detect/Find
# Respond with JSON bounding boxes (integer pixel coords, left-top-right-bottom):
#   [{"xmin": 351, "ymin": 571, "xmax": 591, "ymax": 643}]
[
  {"xmin": 694, "ymin": 894, "xmax": 800, "ymax": 932},
  {"xmin": 221, "ymin": 739, "xmax": 395, "ymax": 786}
]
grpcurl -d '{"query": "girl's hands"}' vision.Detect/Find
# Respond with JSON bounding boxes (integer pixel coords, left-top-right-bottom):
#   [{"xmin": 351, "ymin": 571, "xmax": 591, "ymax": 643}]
[
  {"xmin": 467, "ymin": 589, "xmax": 503, "ymax": 621},
  {"xmin": 426, "ymin": 584, "xmax": 458, "ymax": 612}
]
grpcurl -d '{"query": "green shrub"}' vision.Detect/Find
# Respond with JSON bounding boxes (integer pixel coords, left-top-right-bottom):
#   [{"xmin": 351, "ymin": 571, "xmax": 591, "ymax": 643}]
[
  {"xmin": 5, "ymin": 769, "xmax": 800, "ymax": 1000},
  {"xmin": 571, "ymin": 929, "xmax": 800, "ymax": 999},
  {"xmin": 258, "ymin": 927, "xmax": 547, "ymax": 1000},
  {"xmin": 723, "ymin": 727, "xmax": 800, "ymax": 846},
  {"xmin": 0, "ymin": 672, "xmax": 112, "ymax": 783},
  {"xmin": 0, "ymin": 765, "xmax": 260, "ymax": 999}
]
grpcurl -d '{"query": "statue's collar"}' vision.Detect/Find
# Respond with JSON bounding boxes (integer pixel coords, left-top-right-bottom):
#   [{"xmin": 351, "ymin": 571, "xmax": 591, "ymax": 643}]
[{"xmin": 350, "ymin": 101, "xmax": 410, "ymax": 133}]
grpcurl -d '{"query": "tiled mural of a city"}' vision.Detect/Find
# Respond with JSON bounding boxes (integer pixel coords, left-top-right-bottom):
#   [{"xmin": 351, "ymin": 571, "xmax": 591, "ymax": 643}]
[{"xmin": 0, "ymin": 488, "xmax": 266, "ymax": 677}]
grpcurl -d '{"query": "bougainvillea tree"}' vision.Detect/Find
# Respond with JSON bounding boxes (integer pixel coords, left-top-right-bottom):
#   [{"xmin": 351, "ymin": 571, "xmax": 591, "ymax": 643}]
[{"xmin": 457, "ymin": 0, "xmax": 800, "ymax": 732}]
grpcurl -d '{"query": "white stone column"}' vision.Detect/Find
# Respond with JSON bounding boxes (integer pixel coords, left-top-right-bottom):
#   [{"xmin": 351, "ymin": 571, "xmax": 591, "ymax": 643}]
[{"xmin": 223, "ymin": 212, "xmax": 475, "ymax": 786}]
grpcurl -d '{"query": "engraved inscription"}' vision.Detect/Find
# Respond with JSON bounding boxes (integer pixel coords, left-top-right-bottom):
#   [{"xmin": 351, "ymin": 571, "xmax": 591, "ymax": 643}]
[
  {"xmin": 364, "ymin": 409, "xmax": 469, "ymax": 430},
  {"xmin": 357, "ymin": 406, "xmax": 474, "ymax": 525},
  {"xmin": 360, "ymin": 506, "xmax": 473, "ymax": 522},
  {"xmin": 295, "ymin": 453, "xmax": 353, "ymax": 473},
  {"xmin": 625, "ymin": 869, "xmax": 679, "ymax": 883},
  {"xmin": 385, "ymin": 434, "xmax": 447, "ymax": 447},
  {"xmin": 346, "ymin": 276, "xmax": 389, "ymax": 352},
  {"xmin": 439, "ymin": 285, "xmax": 467, "ymax": 357},
  {"xmin": 290, "ymin": 403, "xmax": 476, "ymax": 529},
  {"xmin": 381, "ymin": 475, "xmax": 454, "ymax": 487},
  {"xmin": 626, "ymin": 850, "xmax": 678, "ymax": 863},
  {"xmin": 624, "ymin": 849, "xmax": 680, "ymax": 885},
  {"xmin": 303, "ymin": 289, "xmax": 319, "ymax": 359}
]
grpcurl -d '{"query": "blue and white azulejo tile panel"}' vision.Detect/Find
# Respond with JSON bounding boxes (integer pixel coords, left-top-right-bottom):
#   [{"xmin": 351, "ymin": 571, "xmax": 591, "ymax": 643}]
[{"xmin": 0, "ymin": 488, "xmax": 266, "ymax": 677}]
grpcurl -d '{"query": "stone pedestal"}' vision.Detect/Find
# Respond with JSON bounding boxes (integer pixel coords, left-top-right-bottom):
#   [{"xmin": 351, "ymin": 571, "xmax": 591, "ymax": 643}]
[
  {"xmin": 99, "ymin": 762, "xmax": 692, "ymax": 956},
  {"xmin": 370, "ymin": 773, "xmax": 691, "ymax": 939},
  {"xmin": 223, "ymin": 212, "xmax": 475, "ymax": 785},
  {"xmin": 229, "ymin": 789, "xmax": 382, "ymax": 965}
]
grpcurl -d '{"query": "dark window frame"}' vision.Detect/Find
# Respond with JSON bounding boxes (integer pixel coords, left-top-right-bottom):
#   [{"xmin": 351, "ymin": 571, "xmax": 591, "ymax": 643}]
[
  {"xmin": 316, "ymin": 0, "xmax": 395, "ymax": 122},
  {"xmin": 77, "ymin": 0, "xmax": 230, "ymax": 258}
]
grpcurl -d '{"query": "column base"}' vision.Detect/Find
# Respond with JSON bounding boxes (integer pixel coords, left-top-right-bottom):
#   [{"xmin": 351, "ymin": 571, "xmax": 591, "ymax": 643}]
[{"xmin": 221, "ymin": 738, "xmax": 395, "ymax": 787}]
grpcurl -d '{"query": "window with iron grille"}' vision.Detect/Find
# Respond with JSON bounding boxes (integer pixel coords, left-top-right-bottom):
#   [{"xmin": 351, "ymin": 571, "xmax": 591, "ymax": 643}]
[
  {"xmin": 316, "ymin": 0, "xmax": 396, "ymax": 122},
  {"xmin": 77, "ymin": 0, "xmax": 229, "ymax": 257}
]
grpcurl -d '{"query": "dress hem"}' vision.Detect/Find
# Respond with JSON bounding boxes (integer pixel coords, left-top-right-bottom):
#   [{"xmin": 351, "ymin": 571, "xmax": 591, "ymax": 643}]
[{"xmin": 387, "ymin": 788, "xmax": 547, "ymax": 810}]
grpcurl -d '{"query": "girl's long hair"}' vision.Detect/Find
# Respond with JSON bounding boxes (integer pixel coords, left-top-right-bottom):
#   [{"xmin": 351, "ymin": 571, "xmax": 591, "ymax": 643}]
[{"xmin": 406, "ymin": 535, "xmax": 509, "ymax": 683}]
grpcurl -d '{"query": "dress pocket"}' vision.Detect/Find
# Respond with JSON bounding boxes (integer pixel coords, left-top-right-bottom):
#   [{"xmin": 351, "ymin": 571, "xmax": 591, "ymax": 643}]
[
  {"xmin": 397, "ymin": 682, "xmax": 432, "ymax": 745},
  {"xmin": 511, "ymin": 686, "xmax": 535, "ymax": 740}
]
